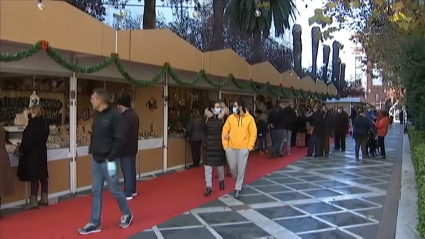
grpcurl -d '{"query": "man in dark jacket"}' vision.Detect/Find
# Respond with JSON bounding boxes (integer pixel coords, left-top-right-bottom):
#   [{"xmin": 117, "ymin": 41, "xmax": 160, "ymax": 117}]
[
  {"xmin": 353, "ymin": 109, "xmax": 371, "ymax": 160},
  {"xmin": 333, "ymin": 106, "xmax": 349, "ymax": 151},
  {"xmin": 117, "ymin": 95, "xmax": 140, "ymax": 200},
  {"xmin": 79, "ymin": 89, "xmax": 133, "ymax": 235},
  {"xmin": 255, "ymin": 109, "xmax": 268, "ymax": 154},
  {"xmin": 321, "ymin": 106, "xmax": 334, "ymax": 157},
  {"xmin": 268, "ymin": 101, "xmax": 285, "ymax": 158},
  {"xmin": 307, "ymin": 105, "xmax": 324, "ymax": 157},
  {"xmin": 281, "ymin": 102, "xmax": 297, "ymax": 155}
]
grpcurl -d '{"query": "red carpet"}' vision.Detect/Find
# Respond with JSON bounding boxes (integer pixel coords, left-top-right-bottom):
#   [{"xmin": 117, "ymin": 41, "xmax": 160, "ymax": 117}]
[{"xmin": 0, "ymin": 147, "xmax": 306, "ymax": 239}]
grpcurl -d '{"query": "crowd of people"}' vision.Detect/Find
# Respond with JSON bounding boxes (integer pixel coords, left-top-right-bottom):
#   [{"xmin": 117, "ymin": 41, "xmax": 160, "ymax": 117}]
[
  {"xmin": 0, "ymin": 88, "xmax": 393, "ymax": 235},
  {"xmin": 186, "ymin": 99, "xmax": 392, "ymax": 202}
]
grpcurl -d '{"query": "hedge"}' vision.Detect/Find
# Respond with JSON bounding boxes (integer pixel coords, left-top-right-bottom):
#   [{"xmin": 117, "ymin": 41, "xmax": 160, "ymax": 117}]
[{"xmin": 408, "ymin": 129, "xmax": 425, "ymax": 237}]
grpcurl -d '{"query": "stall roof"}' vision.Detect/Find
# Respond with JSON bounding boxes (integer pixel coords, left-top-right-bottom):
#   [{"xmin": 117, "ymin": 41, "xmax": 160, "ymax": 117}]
[{"xmin": 326, "ymin": 97, "xmax": 366, "ymax": 103}]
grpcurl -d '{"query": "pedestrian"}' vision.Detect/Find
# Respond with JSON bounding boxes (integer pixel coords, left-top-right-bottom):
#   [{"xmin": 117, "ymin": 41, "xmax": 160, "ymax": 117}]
[
  {"xmin": 203, "ymin": 102, "xmax": 226, "ymax": 196},
  {"xmin": 268, "ymin": 100, "xmax": 285, "ymax": 158},
  {"xmin": 117, "ymin": 95, "xmax": 140, "ymax": 200},
  {"xmin": 222, "ymin": 101, "xmax": 257, "ymax": 199},
  {"xmin": 78, "ymin": 88, "xmax": 133, "ymax": 235},
  {"xmin": 333, "ymin": 106, "xmax": 349, "ymax": 151}
]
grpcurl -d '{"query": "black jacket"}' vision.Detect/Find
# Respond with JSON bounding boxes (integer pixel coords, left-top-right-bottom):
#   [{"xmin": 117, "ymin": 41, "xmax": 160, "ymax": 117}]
[
  {"xmin": 187, "ymin": 119, "xmax": 205, "ymax": 142},
  {"xmin": 282, "ymin": 106, "xmax": 297, "ymax": 130},
  {"xmin": 295, "ymin": 115, "xmax": 307, "ymax": 133},
  {"xmin": 323, "ymin": 111, "xmax": 334, "ymax": 136},
  {"xmin": 353, "ymin": 114, "xmax": 371, "ymax": 137},
  {"xmin": 308, "ymin": 111, "xmax": 325, "ymax": 136},
  {"xmin": 121, "ymin": 108, "xmax": 139, "ymax": 157},
  {"xmin": 268, "ymin": 107, "xmax": 284, "ymax": 129},
  {"xmin": 203, "ymin": 109, "xmax": 226, "ymax": 166},
  {"xmin": 89, "ymin": 107, "xmax": 125, "ymax": 163},
  {"xmin": 334, "ymin": 111, "xmax": 349, "ymax": 134},
  {"xmin": 17, "ymin": 116, "xmax": 50, "ymax": 181}
]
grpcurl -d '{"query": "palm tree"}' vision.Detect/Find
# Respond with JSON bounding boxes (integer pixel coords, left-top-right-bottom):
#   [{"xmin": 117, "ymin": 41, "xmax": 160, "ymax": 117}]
[{"xmin": 225, "ymin": 0, "xmax": 297, "ymax": 62}]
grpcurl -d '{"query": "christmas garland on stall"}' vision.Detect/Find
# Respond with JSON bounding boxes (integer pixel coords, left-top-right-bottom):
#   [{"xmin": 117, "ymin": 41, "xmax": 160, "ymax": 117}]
[{"xmin": 0, "ymin": 40, "xmax": 334, "ymax": 99}]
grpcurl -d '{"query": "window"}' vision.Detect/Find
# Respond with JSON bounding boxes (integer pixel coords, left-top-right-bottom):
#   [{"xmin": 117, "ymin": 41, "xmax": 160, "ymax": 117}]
[{"xmin": 372, "ymin": 68, "xmax": 383, "ymax": 86}]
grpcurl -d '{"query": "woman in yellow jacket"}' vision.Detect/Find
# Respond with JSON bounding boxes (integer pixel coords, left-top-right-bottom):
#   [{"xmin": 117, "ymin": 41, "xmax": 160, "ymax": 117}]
[{"xmin": 222, "ymin": 101, "xmax": 257, "ymax": 199}]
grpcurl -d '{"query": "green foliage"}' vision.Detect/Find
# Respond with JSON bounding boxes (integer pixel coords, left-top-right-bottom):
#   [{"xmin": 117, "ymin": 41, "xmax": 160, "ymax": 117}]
[
  {"xmin": 408, "ymin": 129, "xmax": 425, "ymax": 237},
  {"xmin": 226, "ymin": 0, "xmax": 296, "ymax": 36}
]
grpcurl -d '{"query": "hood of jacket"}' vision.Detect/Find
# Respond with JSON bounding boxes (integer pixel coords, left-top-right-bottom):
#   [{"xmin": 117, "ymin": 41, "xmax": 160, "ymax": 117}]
[{"xmin": 204, "ymin": 108, "xmax": 225, "ymax": 119}]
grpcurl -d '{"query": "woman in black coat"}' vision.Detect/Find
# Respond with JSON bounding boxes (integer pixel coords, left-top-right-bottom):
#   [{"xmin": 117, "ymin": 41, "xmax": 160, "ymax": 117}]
[
  {"xmin": 17, "ymin": 105, "xmax": 50, "ymax": 209},
  {"xmin": 203, "ymin": 102, "xmax": 226, "ymax": 196}
]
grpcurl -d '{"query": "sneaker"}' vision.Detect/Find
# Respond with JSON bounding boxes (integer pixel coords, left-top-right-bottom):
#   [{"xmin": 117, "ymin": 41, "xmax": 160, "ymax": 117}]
[
  {"xmin": 204, "ymin": 187, "xmax": 212, "ymax": 197},
  {"xmin": 234, "ymin": 190, "xmax": 241, "ymax": 199},
  {"xmin": 126, "ymin": 196, "xmax": 133, "ymax": 201},
  {"xmin": 78, "ymin": 223, "xmax": 101, "ymax": 235},
  {"xmin": 132, "ymin": 192, "xmax": 137, "ymax": 197},
  {"xmin": 119, "ymin": 214, "xmax": 134, "ymax": 229},
  {"xmin": 286, "ymin": 152, "xmax": 291, "ymax": 156}
]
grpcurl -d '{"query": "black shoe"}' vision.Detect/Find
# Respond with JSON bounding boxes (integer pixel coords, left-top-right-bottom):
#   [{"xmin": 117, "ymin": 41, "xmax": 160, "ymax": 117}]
[
  {"xmin": 204, "ymin": 187, "xmax": 213, "ymax": 196},
  {"xmin": 219, "ymin": 181, "xmax": 225, "ymax": 190},
  {"xmin": 119, "ymin": 214, "xmax": 133, "ymax": 229},
  {"xmin": 78, "ymin": 223, "xmax": 101, "ymax": 235},
  {"xmin": 234, "ymin": 190, "xmax": 241, "ymax": 199}
]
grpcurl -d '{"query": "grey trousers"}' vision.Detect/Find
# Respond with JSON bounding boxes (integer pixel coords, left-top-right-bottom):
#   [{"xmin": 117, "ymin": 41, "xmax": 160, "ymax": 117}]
[
  {"xmin": 204, "ymin": 165, "xmax": 224, "ymax": 187},
  {"xmin": 225, "ymin": 148, "xmax": 249, "ymax": 191}
]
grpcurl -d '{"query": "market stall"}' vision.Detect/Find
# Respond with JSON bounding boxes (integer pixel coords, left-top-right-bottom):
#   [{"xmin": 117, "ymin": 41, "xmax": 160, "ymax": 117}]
[{"xmin": 0, "ymin": 0, "xmax": 337, "ymax": 209}]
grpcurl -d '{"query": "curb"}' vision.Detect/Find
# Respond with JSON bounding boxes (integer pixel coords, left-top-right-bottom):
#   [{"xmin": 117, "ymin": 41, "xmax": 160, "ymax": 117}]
[{"xmin": 395, "ymin": 134, "xmax": 420, "ymax": 239}]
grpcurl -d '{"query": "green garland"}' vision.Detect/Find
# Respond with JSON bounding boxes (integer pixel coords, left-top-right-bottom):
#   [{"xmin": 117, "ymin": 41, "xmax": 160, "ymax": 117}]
[{"xmin": 0, "ymin": 40, "xmax": 335, "ymax": 99}]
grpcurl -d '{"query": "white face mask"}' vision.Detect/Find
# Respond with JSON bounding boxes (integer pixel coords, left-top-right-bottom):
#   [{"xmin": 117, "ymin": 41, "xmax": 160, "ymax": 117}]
[
  {"xmin": 233, "ymin": 107, "xmax": 238, "ymax": 113},
  {"xmin": 214, "ymin": 108, "xmax": 221, "ymax": 114},
  {"xmin": 338, "ymin": 109, "xmax": 342, "ymax": 112}
]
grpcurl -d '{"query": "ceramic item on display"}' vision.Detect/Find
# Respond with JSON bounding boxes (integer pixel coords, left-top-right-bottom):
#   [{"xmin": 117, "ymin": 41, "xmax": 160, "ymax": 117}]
[
  {"xmin": 29, "ymin": 91, "xmax": 40, "ymax": 107},
  {"xmin": 146, "ymin": 97, "xmax": 157, "ymax": 109}
]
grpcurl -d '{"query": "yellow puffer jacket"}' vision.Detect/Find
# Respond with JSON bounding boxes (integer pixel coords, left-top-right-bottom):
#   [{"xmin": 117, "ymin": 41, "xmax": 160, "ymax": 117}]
[{"xmin": 222, "ymin": 111, "xmax": 257, "ymax": 151}]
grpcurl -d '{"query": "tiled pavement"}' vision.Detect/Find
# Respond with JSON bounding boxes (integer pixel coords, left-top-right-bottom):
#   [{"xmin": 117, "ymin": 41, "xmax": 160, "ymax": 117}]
[{"xmin": 131, "ymin": 128, "xmax": 402, "ymax": 239}]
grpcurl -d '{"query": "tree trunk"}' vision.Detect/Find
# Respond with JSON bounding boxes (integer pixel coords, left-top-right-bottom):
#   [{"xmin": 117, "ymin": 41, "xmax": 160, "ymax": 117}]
[
  {"xmin": 251, "ymin": 32, "xmax": 262, "ymax": 63},
  {"xmin": 211, "ymin": 0, "xmax": 225, "ymax": 51},
  {"xmin": 143, "ymin": 0, "xmax": 156, "ymax": 29}
]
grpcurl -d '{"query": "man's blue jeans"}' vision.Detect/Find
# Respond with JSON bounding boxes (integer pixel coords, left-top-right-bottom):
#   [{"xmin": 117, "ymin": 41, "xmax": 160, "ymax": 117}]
[
  {"xmin": 307, "ymin": 134, "xmax": 321, "ymax": 157},
  {"xmin": 280, "ymin": 130, "xmax": 292, "ymax": 154},
  {"xmin": 120, "ymin": 157, "xmax": 137, "ymax": 197},
  {"xmin": 270, "ymin": 129, "xmax": 284, "ymax": 156},
  {"xmin": 90, "ymin": 158, "xmax": 131, "ymax": 226}
]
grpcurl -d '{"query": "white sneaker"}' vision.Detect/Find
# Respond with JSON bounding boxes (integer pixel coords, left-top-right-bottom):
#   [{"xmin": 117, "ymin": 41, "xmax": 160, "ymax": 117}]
[
  {"xmin": 126, "ymin": 196, "xmax": 133, "ymax": 201},
  {"xmin": 132, "ymin": 193, "xmax": 137, "ymax": 197}
]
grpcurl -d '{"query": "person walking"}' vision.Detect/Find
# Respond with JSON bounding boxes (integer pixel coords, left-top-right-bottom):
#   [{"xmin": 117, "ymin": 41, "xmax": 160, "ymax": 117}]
[
  {"xmin": 78, "ymin": 89, "xmax": 133, "ymax": 235},
  {"xmin": 117, "ymin": 95, "xmax": 139, "ymax": 200},
  {"xmin": 268, "ymin": 101, "xmax": 285, "ymax": 158},
  {"xmin": 353, "ymin": 109, "xmax": 371, "ymax": 160},
  {"xmin": 321, "ymin": 106, "xmax": 333, "ymax": 158},
  {"xmin": 186, "ymin": 109, "xmax": 205, "ymax": 168},
  {"xmin": 203, "ymin": 103, "xmax": 226, "ymax": 196},
  {"xmin": 222, "ymin": 101, "xmax": 257, "ymax": 199},
  {"xmin": 334, "ymin": 107, "xmax": 349, "ymax": 151},
  {"xmin": 0, "ymin": 127, "xmax": 15, "ymax": 211},
  {"xmin": 255, "ymin": 109, "xmax": 268, "ymax": 154},
  {"xmin": 307, "ymin": 105, "xmax": 324, "ymax": 158},
  {"xmin": 375, "ymin": 110, "xmax": 390, "ymax": 159},
  {"xmin": 17, "ymin": 105, "xmax": 50, "ymax": 209},
  {"xmin": 282, "ymin": 102, "xmax": 297, "ymax": 155}
]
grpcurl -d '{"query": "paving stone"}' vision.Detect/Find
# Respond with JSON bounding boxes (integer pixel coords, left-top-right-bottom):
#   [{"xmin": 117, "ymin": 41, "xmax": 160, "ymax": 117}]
[
  {"xmin": 317, "ymin": 212, "xmax": 372, "ymax": 227},
  {"xmin": 212, "ymin": 223, "xmax": 271, "ymax": 239},
  {"xmin": 299, "ymin": 230, "xmax": 356, "ymax": 239},
  {"xmin": 275, "ymin": 217, "xmax": 331, "ymax": 233},
  {"xmin": 295, "ymin": 202, "xmax": 342, "ymax": 214},
  {"xmin": 198, "ymin": 211, "xmax": 249, "ymax": 224},
  {"xmin": 256, "ymin": 206, "xmax": 305, "ymax": 219}
]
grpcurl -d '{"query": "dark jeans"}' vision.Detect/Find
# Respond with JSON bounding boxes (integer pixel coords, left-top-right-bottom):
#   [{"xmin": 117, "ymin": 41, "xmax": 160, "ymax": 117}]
[
  {"xmin": 30, "ymin": 179, "xmax": 48, "ymax": 195},
  {"xmin": 270, "ymin": 129, "xmax": 284, "ymax": 157},
  {"xmin": 90, "ymin": 158, "xmax": 131, "ymax": 226},
  {"xmin": 378, "ymin": 136, "xmax": 386, "ymax": 156},
  {"xmin": 190, "ymin": 141, "xmax": 202, "ymax": 165},
  {"xmin": 307, "ymin": 134, "xmax": 321, "ymax": 157},
  {"xmin": 334, "ymin": 132, "xmax": 346, "ymax": 151},
  {"xmin": 368, "ymin": 132, "xmax": 377, "ymax": 155},
  {"xmin": 354, "ymin": 135, "xmax": 368, "ymax": 158},
  {"xmin": 257, "ymin": 135, "xmax": 266, "ymax": 151},
  {"xmin": 120, "ymin": 157, "xmax": 137, "ymax": 197}
]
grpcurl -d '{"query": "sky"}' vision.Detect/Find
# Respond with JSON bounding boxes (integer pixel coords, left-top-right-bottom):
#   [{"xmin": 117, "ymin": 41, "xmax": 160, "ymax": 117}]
[{"xmin": 104, "ymin": 0, "xmax": 356, "ymax": 80}]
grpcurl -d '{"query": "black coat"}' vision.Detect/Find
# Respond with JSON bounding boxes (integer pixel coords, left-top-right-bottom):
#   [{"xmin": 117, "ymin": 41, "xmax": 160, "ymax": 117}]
[
  {"xmin": 308, "ymin": 111, "xmax": 325, "ymax": 136},
  {"xmin": 323, "ymin": 111, "xmax": 334, "ymax": 136},
  {"xmin": 17, "ymin": 116, "xmax": 50, "ymax": 182},
  {"xmin": 353, "ymin": 114, "xmax": 371, "ymax": 137},
  {"xmin": 203, "ymin": 109, "xmax": 226, "ymax": 166},
  {"xmin": 282, "ymin": 106, "xmax": 297, "ymax": 130},
  {"xmin": 334, "ymin": 111, "xmax": 349, "ymax": 134}
]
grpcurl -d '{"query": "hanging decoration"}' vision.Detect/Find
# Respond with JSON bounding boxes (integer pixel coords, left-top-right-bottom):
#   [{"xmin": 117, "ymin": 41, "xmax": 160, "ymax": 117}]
[{"xmin": 0, "ymin": 40, "xmax": 336, "ymax": 99}]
